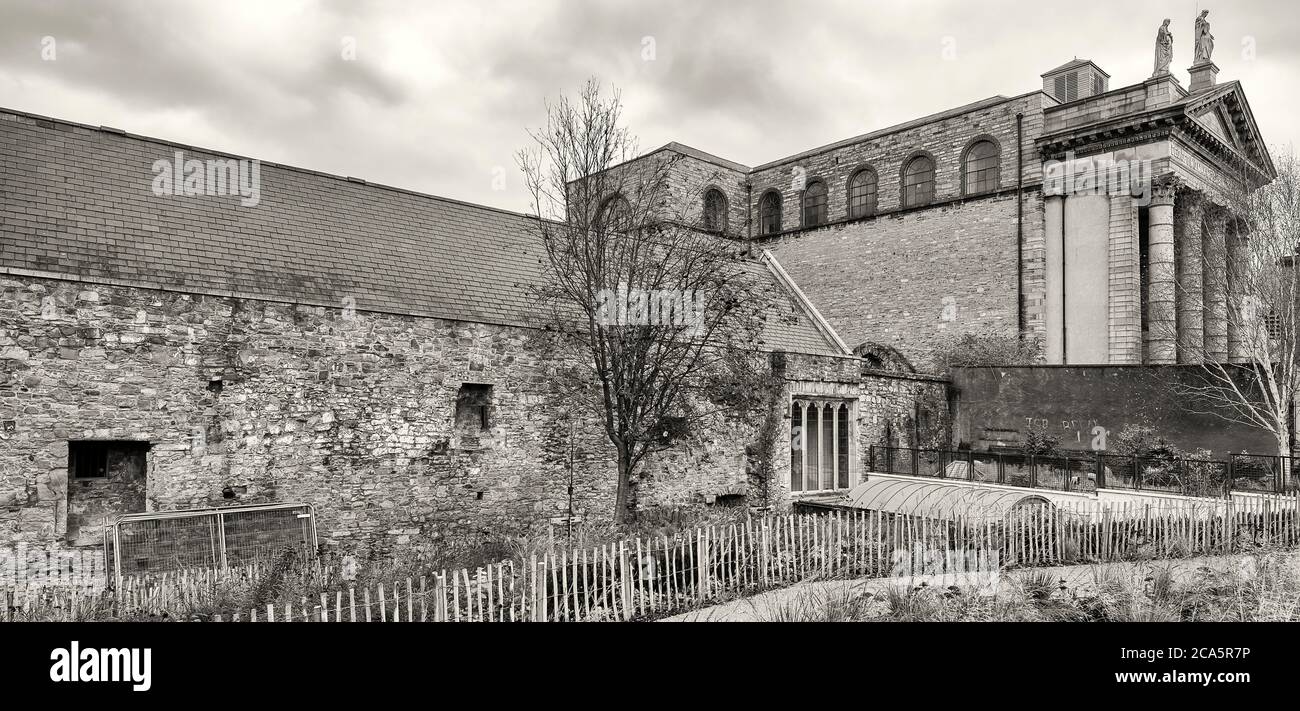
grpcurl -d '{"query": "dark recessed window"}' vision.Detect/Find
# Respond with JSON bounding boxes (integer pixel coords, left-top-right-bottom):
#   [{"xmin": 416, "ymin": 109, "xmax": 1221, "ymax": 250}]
[
  {"xmin": 759, "ymin": 191, "xmax": 783, "ymax": 235},
  {"xmin": 596, "ymin": 194, "xmax": 632, "ymax": 232},
  {"xmin": 455, "ymin": 383, "xmax": 493, "ymax": 432},
  {"xmin": 1266, "ymin": 309, "xmax": 1281, "ymax": 340},
  {"xmin": 702, "ymin": 188, "xmax": 728, "ymax": 232},
  {"xmin": 802, "ymin": 180, "xmax": 828, "ymax": 228},
  {"xmin": 902, "ymin": 155, "xmax": 936, "ymax": 207},
  {"xmin": 963, "ymin": 140, "xmax": 1001, "ymax": 195},
  {"xmin": 847, "ymin": 168, "xmax": 878, "ymax": 218},
  {"xmin": 69, "ymin": 441, "xmax": 149, "ymax": 481}
]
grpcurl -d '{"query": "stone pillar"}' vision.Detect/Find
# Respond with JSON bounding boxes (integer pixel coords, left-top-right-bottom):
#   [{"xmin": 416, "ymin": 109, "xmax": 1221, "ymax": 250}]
[
  {"xmin": 1176, "ymin": 193, "xmax": 1205, "ymax": 363},
  {"xmin": 1227, "ymin": 218, "xmax": 1249, "ymax": 363},
  {"xmin": 1203, "ymin": 206, "xmax": 1229, "ymax": 362},
  {"xmin": 1043, "ymin": 195, "xmax": 1066, "ymax": 364},
  {"xmin": 1107, "ymin": 194, "xmax": 1142, "ymax": 363},
  {"xmin": 1188, "ymin": 61, "xmax": 1220, "ymax": 93},
  {"xmin": 1146, "ymin": 183, "xmax": 1178, "ymax": 364}
]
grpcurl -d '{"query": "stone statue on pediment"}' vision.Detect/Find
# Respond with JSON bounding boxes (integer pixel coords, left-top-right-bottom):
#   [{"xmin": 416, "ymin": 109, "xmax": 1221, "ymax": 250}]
[
  {"xmin": 1194, "ymin": 10, "xmax": 1215, "ymax": 64},
  {"xmin": 1154, "ymin": 19, "xmax": 1173, "ymax": 76}
]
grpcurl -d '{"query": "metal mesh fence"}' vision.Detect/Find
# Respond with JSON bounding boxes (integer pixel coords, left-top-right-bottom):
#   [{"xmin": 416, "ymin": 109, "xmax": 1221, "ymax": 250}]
[
  {"xmin": 870, "ymin": 446, "xmax": 1299, "ymax": 498},
  {"xmin": 106, "ymin": 503, "xmax": 316, "ymax": 583}
]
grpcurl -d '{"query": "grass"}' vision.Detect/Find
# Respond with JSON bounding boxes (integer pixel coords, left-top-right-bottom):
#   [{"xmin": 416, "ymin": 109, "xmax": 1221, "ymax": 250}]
[
  {"xmin": 748, "ymin": 552, "xmax": 1300, "ymax": 622},
  {"xmin": 4, "ymin": 505, "xmax": 754, "ymax": 622}
]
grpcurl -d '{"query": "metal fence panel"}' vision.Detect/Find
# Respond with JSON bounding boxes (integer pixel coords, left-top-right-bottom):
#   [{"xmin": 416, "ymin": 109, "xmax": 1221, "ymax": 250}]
[
  {"xmin": 868, "ymin": 446, "xmax": 1273, "ymax": 499},
  {"xmin": 107, "ymin": 503, "xmax": 316, "ymax": 585}
]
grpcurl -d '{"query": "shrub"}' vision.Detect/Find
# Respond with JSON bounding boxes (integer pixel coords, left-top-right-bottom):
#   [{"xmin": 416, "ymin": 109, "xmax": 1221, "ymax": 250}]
[
  {"xmin": 1022, "ymin": 426, "xmax": 1061, "ymax": 457},
  {"xmin": 931, "ymin": 332, "xmax": 1042, "ymax": 371}
]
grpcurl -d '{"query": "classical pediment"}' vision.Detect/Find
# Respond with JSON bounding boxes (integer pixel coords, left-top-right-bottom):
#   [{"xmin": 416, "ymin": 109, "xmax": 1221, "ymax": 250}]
[
  {"xmin": 1175, "ymin": 81, "xmax": 1275, "ymax": 182},
  {"xmin": 1194, "ymin": 105, "xmax": 1233, "ymax": 145},
  {"xmin": 1037, "ymin": 79, "xmax": 1275, "ymax": 188}
]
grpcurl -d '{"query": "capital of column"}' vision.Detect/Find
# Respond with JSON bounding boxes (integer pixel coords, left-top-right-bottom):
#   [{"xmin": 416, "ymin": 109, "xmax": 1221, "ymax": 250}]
[
  {"xmin": 1203, "ymin": 202, "xmax": 1230, "ymax": 228},
  {"xmin": 1150, "ymin": 180, "xmax": 1178, "ymax": 207}
]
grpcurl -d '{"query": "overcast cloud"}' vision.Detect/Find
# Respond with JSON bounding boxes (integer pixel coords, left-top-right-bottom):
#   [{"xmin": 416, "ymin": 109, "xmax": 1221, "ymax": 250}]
[{"xmin": 1, "ymin": 0, "xmax": 1296, "ymax": 213}]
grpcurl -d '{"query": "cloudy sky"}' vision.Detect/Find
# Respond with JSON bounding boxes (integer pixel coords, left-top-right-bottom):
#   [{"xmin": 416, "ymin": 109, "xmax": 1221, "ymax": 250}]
[{"xmin": 1, "ymin": 0, "xmax": 1296, "ymax": 213}]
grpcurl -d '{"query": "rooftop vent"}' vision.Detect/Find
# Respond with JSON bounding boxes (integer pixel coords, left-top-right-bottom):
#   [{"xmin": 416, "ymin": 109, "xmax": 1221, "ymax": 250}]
[{"xmin": 1041, "ymin": 58, "xmax": 1110, "ymax": 103}]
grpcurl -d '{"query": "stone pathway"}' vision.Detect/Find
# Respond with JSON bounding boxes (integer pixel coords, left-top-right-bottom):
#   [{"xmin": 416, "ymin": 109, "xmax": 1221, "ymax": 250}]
[{"xmin": 661, "ymin": 551, "xmax": 1296, "ymax": 622}]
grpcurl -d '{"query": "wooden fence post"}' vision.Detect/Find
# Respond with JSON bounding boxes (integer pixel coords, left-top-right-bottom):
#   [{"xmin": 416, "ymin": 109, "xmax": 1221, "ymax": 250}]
[
  {"xmin": 618, "ymin": 541, "xmax": 632, "ymax": 622},
  {"xmin": 532, "ymin": 555, "xmax": 546, "ymax": 622},
  {"xmin": 696, "ymin": 527, "xmax": 708, "ymax": 603}
]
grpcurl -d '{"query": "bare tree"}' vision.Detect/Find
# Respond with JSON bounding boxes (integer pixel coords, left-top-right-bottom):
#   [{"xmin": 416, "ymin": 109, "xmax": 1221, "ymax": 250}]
[
  {"xmin": 518, "ymin": 80, "xmax": 773, "ymax": 522},
  {"xmin": 1170, "ymin": 149, "xmax": 1297, "ymax": 459}
]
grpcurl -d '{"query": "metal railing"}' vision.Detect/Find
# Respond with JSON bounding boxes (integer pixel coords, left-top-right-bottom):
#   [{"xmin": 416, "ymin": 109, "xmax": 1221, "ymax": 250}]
[
  {"xmin": 869, "ymin": 446, "xmax": 1299, "ymax": 499},
  {"xmin": 104, "ymin": 502, "xmax": 317, "ymax": 587}
]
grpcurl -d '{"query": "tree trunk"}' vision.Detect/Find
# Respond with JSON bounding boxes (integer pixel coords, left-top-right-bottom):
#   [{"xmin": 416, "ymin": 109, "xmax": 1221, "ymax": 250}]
[{"xmin": 614, "ymin": 443, "xmax": 634, "ymax": 524}]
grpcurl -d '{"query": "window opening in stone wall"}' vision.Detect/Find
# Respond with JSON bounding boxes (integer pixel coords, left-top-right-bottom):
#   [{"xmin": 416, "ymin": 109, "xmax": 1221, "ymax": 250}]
[
  {"xmin": 69, "ymin": 440, "xmax": 148, "ymax": 480},
  {"xmin": 789, "ymin": 399, "xmax": 853, "ymax": 493},
  {"xmin": 802, "ymin": 180, "xmax": 828, "ymax": 227},
  {"xmin": 902, "ymin": 156, "xmax": 935, "ymax": 207},
  {"xmin": 66, "ymin": 440, "xmax": 150, "ymax": 546},
  {"xmin": 759, "ymin": 190, "xmax": 782, "ymax": 235},
  {"xmin": 702, "ymin": 188, "xmax": 728, "ymax": 232},
  {"xmin": 963, "ymin": 140, "xmax": 1000, "ymax": 195},
  {"xmin": 456, "ymin": 383, "xmax": 493, "ymax": 432},
  {"xmin": 848, "ymin": 168, "xmax": 878, "ymax": 218}
]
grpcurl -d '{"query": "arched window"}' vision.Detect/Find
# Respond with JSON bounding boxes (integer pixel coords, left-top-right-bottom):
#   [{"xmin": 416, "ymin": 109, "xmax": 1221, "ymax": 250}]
[
  {"xmin": 902, "ymin": 155, "xmax": 936, "ymax": 207},
  {"xmin": 702, "ymin": 188, "xmax": 728, "ymax": 232},
  {"xmin": 759, "ymin": 191, "xmax": 783, "ymax": 235},
  {"xmin": 847, "ymin": 168, "xmax": 878, "ymax": 218},
  {"xmin": 963, "ymin": 140, "xmax": 1001, "ymax": 195},
  {"xmin": 802, "ymin": 180, "xmax": 828, "ymax": 227},
  {"xmin": 596, "ymin": 194, "xmax": 632, "ymax": 231}
]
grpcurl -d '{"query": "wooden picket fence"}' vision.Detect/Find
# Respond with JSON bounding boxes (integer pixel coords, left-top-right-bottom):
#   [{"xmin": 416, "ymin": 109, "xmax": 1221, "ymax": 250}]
[{"xmin": 5, "ymin": 493, "xmax": 1298, "ymax": 622}]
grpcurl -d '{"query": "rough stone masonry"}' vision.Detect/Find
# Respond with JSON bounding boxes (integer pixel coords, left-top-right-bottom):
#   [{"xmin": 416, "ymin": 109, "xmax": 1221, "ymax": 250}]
[{"xmin": 0, "ymin": 108, "xmax": 948, "ymax": 555}]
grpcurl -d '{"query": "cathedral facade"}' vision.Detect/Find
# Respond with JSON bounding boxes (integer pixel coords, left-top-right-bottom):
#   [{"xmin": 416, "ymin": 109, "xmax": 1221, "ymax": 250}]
[{"xmin": 626, "ymin": 31, "xmax": 1274, "ymax": 370}]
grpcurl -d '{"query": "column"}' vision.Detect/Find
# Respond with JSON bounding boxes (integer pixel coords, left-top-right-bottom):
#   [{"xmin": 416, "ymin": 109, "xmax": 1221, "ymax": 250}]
[
  {"xmin": 1044, "ymin": 194, "xmax": 1066, "ymax": 363},
  {"xmin": 1146, "ymin": 182, "xmax": 1177, "ymax": 364},
  {"xmin": 1203, "ymin": 206, "xmax": 1229, "ymax": 362},
  {"xmin": 1176, "ymin": 193, "xmax": 1205, "ymax": 363},
  {"xmin": 1227, "ymin": 218, "xmax": 1249, "ymax": 363},
  {"xmin": 1107, "ymin": 194, "xmax": 1142, "ymax": 363}
]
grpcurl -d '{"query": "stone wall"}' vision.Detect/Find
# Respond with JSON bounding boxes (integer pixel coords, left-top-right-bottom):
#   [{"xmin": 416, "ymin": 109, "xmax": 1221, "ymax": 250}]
[
  {"xmin": 767, "ymin": 191, "xmax": 1031, "ymax": 369},
  {"xmin": 746, "ymin": 92, "xmax": 1048, "ymax": 233},
  {"xmin": 0, "ymin": 274, "xmax": 763, "ymax": 552},
  {"xmin": 773, "ymin": 352, "xmax": 951, "ymax": 506},
  {"xmin": 1, "ymin": 273, "xmax": 948, "ymax": 554},
  {"xmin": 950, "ymin": 365, "xmax": 1276, "ymax": 455}
]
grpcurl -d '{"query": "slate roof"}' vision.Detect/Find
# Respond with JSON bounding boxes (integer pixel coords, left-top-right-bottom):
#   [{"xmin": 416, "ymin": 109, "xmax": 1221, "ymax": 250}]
[{"xmin": 0, "ymin": 107, "xmax": 846, "ymax": 356}]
